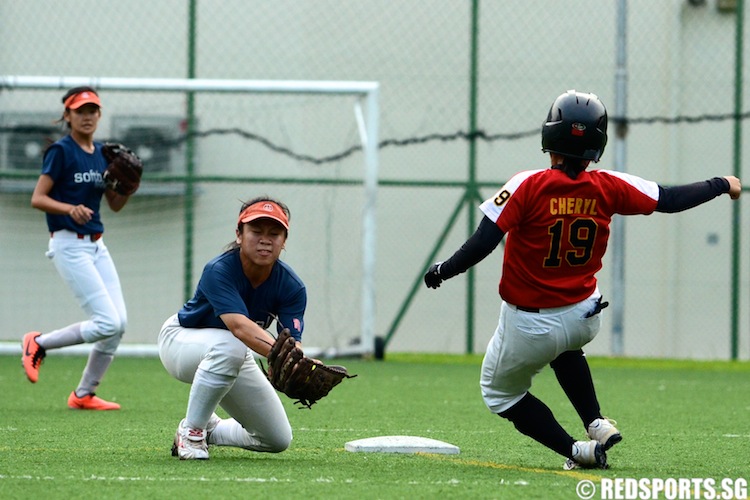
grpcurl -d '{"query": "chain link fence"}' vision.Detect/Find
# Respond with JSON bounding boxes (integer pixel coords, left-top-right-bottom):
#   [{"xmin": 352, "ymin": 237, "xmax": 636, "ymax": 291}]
[{"xmin": 0, "ymin": 0, "xmax": 747, "ymax": 359}]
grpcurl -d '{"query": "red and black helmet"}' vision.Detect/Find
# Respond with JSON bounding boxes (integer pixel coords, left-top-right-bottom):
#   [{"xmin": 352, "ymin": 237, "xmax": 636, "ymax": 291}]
[{"xmin": 541, "ymin": 90, "xmax": 608, "ymax": 162}]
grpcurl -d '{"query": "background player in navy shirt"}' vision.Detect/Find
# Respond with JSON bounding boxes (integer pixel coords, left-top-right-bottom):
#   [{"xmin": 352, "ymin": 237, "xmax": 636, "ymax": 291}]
[
  {"xmin": 22, "ymin": 87, "xmax": 134, "ymax": 411},
  {"xmin": 159, "ymin": 196, "xmax": 307, "ymax": 460}
]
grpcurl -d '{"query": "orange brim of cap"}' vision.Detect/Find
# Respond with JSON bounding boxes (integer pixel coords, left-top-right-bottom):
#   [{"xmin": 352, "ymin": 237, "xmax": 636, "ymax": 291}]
[
  {"xmin": 64, "ymin": 91, "xmax": 102, "ymax": 110},
  {"xmin": 238, "ymin": 201, "xmax": 289, "ymax": 230}
]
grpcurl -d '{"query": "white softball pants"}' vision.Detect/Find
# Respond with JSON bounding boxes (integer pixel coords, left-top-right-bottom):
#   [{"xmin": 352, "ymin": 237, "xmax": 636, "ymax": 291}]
[
  {"xmin": 480, "ymin": 289, "xmax": 603, "ymax": 414},
  {"xmin": 158, "ymin": 314, "xmax": 292, "ymax": 453},
  {"xmin": 46, "ymin": 230, "xmax": 127, "ymax": 354}
]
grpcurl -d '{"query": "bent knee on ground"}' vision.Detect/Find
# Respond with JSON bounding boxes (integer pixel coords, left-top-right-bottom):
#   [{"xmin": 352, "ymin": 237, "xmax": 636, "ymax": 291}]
[
  {"xmin": 250, "ymin": 424, "xmax": 293, "ymax": 453},
  {"xmin": 262, "ymin": 432, "xmax": 292, "ymax": 453}
]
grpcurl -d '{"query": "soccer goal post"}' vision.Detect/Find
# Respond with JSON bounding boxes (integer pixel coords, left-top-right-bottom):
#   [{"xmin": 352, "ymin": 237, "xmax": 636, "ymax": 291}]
[{"xmin": 0, "ymin": 75, "xmax": 380, "ymax": 357}]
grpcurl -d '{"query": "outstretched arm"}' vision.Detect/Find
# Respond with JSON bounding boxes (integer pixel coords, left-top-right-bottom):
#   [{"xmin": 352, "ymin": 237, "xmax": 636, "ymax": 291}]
[
  {"xmin": 656, "ymin": 176, "xmax": 741, "ymax": 213},
  {"xmin": 424, "ymin": 216, "xmax": 505, "ymax": 289},
  {"xmin": 220, "ymin": 313, "xmax": 278, "ymax": 357}
]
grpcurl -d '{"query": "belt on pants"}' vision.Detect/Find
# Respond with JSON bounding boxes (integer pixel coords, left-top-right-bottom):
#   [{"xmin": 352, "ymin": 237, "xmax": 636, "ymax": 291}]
[
  {"xmin": 51, "ymin": 231, "xmax": 103, "ymax": 242},
  {"xmin": 513, "ymin": 297, "xmax": 609, "ymax": 317},
  {"xmin": 516, "ymin": 305, "xmax": 540, "ymax": 313}
]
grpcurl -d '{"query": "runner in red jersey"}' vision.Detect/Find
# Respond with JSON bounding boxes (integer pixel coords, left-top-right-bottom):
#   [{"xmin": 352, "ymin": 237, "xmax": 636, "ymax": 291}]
[
  {"xmin": 424, "ymin": 90, "xmax": 741, "ymax": 470},
  {"xmin": 485, "ymin": 167, "xmax": 659, "ymax": 308}
]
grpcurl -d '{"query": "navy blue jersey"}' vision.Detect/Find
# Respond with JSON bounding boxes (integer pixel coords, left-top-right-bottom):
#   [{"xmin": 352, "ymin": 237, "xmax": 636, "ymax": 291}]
[
  {"xmin": 42, "ymin": 135, "xmax": 107, "ymax": 234},
  {"xmin": 178, "ymin": 249, "xmax": 307, "ymax": 341}
]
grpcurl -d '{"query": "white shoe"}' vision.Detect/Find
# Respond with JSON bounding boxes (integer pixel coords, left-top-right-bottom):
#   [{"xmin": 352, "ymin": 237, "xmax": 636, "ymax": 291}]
[
  {"xmin": 563, "ymin": 440, "xmax": 608, "ymax": 470},
  {"xmin": 171, "ymin": 418, "xmax": 209, "ymax": 460},
  {"xmin": 587, "ymin": 417, "xmax": 622, "ymax": 450}
]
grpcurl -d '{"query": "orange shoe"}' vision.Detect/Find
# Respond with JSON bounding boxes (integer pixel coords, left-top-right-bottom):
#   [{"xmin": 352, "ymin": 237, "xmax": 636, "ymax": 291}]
[
  {"xmin": 67, "ymin": 391, "xmax": 121, "ymax": 411},
  {"xmin": 22, "ymin": 331, "xmax": 46, "ymax": 383}
]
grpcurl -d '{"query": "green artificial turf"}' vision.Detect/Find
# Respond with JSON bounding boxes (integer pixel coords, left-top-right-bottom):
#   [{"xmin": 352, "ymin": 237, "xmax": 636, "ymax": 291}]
[{"xmin": 1, "ymin": 354, "xmax": 748, "ymax": 499}]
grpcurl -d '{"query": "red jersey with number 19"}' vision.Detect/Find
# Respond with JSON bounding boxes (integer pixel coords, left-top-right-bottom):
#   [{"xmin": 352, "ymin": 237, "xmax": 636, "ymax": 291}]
[{"xmin": 479, "ymin": 167, "xmax": 659, "ymax": 308}]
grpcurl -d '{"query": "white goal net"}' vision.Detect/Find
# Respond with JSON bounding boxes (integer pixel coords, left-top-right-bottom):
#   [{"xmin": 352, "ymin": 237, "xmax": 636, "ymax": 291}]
[{"xmin": 0, "ymin": 75, "xmax": 380, "ymax": 358}]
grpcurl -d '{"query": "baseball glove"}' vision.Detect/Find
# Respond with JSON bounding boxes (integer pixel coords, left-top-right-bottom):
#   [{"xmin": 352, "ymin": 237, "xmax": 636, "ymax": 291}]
[
  {"xmin": 102, "ymin": 142, "xmax": 143, "ymax": 196},
  {"xmin": 262, "ymin": 328, "xmax": 356, "ymax": 409}
]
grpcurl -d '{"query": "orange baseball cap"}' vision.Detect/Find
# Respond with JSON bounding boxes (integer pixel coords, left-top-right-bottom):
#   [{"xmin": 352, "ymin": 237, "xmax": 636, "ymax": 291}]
[
  {"xmin": 238, "ymin": 201, "xmax": 289, "ymax": 230},
  {"xmin": 64, "ymin": 91, "xmax": 102, "ymax": 110}
]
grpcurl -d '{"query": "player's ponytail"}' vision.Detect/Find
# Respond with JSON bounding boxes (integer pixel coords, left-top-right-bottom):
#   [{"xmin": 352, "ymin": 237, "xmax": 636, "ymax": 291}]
[{"xmin": 555, "ymin": 157, "xmax": 588, "ymax": 180}]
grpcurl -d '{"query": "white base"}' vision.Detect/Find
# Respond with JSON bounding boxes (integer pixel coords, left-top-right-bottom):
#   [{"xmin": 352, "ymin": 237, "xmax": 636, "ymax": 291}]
[{"xmin": 345, "ymin": 435, "xmax": 460, "ymax": 455}]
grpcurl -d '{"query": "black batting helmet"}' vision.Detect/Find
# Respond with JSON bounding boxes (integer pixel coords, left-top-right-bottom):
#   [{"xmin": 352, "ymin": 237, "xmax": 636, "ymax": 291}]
[{"xmin": 541, "ymin": 90, "xmax": 608, "ymax": 162}]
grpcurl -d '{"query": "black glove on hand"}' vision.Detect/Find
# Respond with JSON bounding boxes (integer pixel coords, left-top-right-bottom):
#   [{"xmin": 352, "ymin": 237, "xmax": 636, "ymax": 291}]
[{"xmin": 424, "ymin": 262, "xmax": 444, "ymax": 289}]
